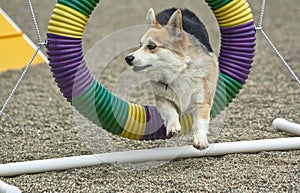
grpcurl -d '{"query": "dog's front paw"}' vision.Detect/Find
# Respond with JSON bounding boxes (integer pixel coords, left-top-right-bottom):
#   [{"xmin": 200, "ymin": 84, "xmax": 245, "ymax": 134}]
[
  {"xmin": 193, "ymin": 131, "xmax": 209, "ymax": 150},
  {"xmin": 166, "ymin": 120, "xmax": 181, "ymax": 137}
]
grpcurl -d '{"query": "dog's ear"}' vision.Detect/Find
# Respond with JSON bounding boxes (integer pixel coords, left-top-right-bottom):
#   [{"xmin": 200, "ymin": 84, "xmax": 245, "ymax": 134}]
[
  {"xmin": 146, "ymin": 8, "xmax": 161, "ymax": 29},
  {"xmin": 166, "ymin": 9, "xmax": 183, "ymax": 37}
]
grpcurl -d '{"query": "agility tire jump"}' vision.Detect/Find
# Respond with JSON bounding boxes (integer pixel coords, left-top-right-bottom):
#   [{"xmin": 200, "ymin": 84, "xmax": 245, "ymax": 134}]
[{"xmin": 46, "ymin": 0, "xmax": 256, "ymax": 140}]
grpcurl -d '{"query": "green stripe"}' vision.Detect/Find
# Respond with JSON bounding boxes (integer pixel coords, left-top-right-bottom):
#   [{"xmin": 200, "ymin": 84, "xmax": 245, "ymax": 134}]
[
  {"xmin": 211, "ymin": 77, "xmax": 225, "ymax": 118},
  {"xmin": 205, "ymin": 0, "xmax": 233, "ymax": 11},
  {"xmin": 211, "ymin": 72, "xmax": 243, "ymax": 118},
  {"xmin": 93, "ymin": 81, "xmax": 127, "ymax": 135},
  {"xmin": 68, "ymin": 81, "xmax": 100, "ymax": 125},
  {"xmin": 69, "ymin": 80, "xmax": 127, "ymax": 135},
  {"xmin": 222, "ymin": 73, "xmax": 243, "ymax": 103},
  {"xmin": 58, "ymin": 0, "xmax": 100, "ymax": 17},
  {"xmin": 222, "ymin": 73, "xmax": 243, "ymax": 91}
]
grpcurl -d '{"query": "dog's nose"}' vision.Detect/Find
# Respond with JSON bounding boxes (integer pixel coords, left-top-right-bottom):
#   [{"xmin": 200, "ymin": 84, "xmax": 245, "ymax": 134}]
[{"xmin": 125, "ymin": 55, "xmax": 134, "ymax": 66}]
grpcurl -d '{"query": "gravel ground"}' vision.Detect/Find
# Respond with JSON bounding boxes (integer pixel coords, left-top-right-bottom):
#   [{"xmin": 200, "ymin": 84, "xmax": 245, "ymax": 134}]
[{"xmin": 0, "ymin": 0, "xmax": 299, "ymax": 192}]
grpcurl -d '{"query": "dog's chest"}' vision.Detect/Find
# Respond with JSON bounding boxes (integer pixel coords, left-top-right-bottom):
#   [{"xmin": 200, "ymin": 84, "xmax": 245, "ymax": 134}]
[{"xmin": 150, "ymin": 76, "xmax": 206, "ymax": 114}]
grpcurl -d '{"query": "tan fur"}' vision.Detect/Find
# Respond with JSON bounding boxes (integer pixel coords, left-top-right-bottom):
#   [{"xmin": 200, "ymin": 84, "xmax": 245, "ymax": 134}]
[{"xmin": 126, "ymin": 8, "xmax": 219, "ymax": 149}]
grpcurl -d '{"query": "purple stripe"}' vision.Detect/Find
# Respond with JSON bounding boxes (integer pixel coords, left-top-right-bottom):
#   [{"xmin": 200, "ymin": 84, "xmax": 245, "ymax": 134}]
[
  {"xmin": 221, "ymin": 36, "xmax": 256, "ymax": 43},
  {"xmin": 47, "ymin": 33, "xmax": 82, "ymax": 44},
  {"xmin": 142, "ymin": 106, "xmax": 167, "ymax": 140},
  {"xmin": 220, "ymin": 20, "xmax": 255, "ymax": 34},
  {"xmin": 220, "ymin": 68, "xmax": 246, "ymax": 84},
  {"xmin": 221, "ymin": 45, "xmax": 255, "ymax": 53},
  {"xmin": 51, "ymin": 65, "xmax": 79, "ymax": 78},
  {"xmin": 221, "ymin": 41, "xmax": 256, "ymax": 47},
  {"xmin": 48, "ymin": 52, "xmax": 81, "ymax": 62},
  {"xmin": 56, "ymin": 67, "xmax": 90, "ymax": 88},
  {"xmin": 220, "ymin": 50, "xmax": 254, "ymax": 64},
  {"xmin": 219, "ymin": 57, "xmax": 252, "ymax": 71},
  {"xmin": 55, "ymin": 64, "xmax": 94, "ymax": 98},
  {"xmin": 60, "ymin": 72, "xmax": 94, "ymax": 99},
  {"xmin": 221, "ymin": 49, "xmax": 255, "ymax": 58},
  {"xmin": 220, "ymin": 65, "xmax": 249, "ymax": 80},
  {"xmin": 48, "ymin": 55, "xmax": 84, "ymax": 68},
  {"xmin": 50, "ymin": 60, "xmax": 83, "ymax": 73},
  {"xmin": 220, "ymin": 21, "xmax": 255, "ymax": 84},
  {"xmin": 47, "ymin": 47, "xmax": 82, "ymax": 56},
  {"xmin": 47, "ymin": 44, "xmax": 82, "ymax": 50},
  {"xmin": 53, "ymin": 73, "xmax": 76, "ymax": 84},
  {"xmin": 221, "ymin": 30, "xmax": 255, "ymax": 39},
  {"xmin": 47, "ymin": 33, "xmax": 94, "ymax": 99}
]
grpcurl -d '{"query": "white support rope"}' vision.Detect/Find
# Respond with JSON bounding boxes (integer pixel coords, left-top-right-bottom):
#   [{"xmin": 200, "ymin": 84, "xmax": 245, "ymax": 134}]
[
  {"xmin": 0, "ymin": 46, "xmax": 41, "ymax": 117},
  {"xmin": 257, "ymin": 0, "xmax": 266, "ymax": 29},
  {"xmin": 27, "ymin": 0, "xmax": 43, "ymax": 45},
  {"xmin": 0, "ymin": 0, "xmax": 45, "ymax": 118},
  {"xmin": 255, "ymin": 0, "xmax": 300, "ymax": 87}
]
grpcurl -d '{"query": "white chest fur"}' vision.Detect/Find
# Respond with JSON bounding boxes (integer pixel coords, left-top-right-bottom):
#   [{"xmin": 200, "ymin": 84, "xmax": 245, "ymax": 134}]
[{"xmin": 150, "ymin": 69, "xmax": 207, "ymax": 115}]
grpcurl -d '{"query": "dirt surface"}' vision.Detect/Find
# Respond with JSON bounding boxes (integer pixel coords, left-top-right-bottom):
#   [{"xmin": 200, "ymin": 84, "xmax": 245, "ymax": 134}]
[{"xmin": 0, "ymin": 0, "xmax": 299, "ymax": 192}]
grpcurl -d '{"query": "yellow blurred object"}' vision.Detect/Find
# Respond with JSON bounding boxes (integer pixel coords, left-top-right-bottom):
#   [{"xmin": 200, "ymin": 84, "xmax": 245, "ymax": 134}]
[
  {"xmin": 121, "ymin": 103, "xmax": 147, "ymax": 140},
  {"xmin": 0, "ymin": 8, "xmax": 47, "ymax": 73}
]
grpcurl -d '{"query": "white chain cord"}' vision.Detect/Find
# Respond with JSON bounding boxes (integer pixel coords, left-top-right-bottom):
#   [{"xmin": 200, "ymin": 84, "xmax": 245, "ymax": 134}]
[
  {"xmin": 0, "ymin": 46, "xmax": 41, "ymax": 117},
  {"xmin": 255, "ymin": 0, "xmax": 300, "ymax": 87},
  {"xmin": 27, "ymin": 0, "xmax": 45, "ymax": 46},
  {"xmin": 0, "ymin": 0, "xmax": 45, "ymax": 117}
]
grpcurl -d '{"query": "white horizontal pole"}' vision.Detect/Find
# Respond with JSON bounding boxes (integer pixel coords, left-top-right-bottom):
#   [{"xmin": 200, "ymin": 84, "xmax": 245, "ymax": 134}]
[
  {"xmin": 272, "ymin": 118, "xmax": 300, "ymax": 136},
  {"xmin": 0, "ymin": 180, "xmax": 22, "ymax": 193},
  {"xmin": 0, "ymin": 137, "xmax": 299, "ymax": 177}
]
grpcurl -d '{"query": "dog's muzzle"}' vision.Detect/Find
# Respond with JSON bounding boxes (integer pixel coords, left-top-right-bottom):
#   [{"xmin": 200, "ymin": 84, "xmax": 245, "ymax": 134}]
[{"xmin": 125, "ymin": 55, "xmax": 134, "ymax": 66}]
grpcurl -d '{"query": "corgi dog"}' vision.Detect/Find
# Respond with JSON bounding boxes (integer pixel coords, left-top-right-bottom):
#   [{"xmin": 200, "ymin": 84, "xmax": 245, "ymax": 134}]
[{"xmin": 125, "ymin": 8, "xmax": 218, "ymax": 149}]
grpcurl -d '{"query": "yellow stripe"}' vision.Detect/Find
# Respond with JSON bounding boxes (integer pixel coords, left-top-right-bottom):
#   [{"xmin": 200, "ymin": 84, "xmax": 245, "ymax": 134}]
[
  {"xmin": 212, "ymin": 0, "xmax": 253, "ymax": 28},
  {"xmin": 215, "ymin": 3, "xmax": 249, "ymax": 21},
  {"xmin": 179, "ymin": 114, "xmax": 193, "ymax": 134},
  {"xmin": 48, "ymin": 4, "xmax": 88, "ymax": 38},
  {"xmin": 218, "ymin": 8, "xmax": 251, "ymax": 24},
  {"xmin": 48, "ymin": 26, "xmax": 84, "ymax": 38},
  {"xmin": 121, "ymin": 103, "xmax": 146, "ymax": 140},
  {"xmin": 219, "ymin": 14, "xmax": 253, "ymax": 28},
  {"xmin": 214, "ymin": 0, "xmax": 246, "ymax": 16},
  {"xmin": 55, "ymin": 4, "xmax": 88, "ymax": 23},
  {"xmin": 52, "ymin": 7, "xmax": 86, "ymax": 26},
  {"xmin": 120, "ymin": 103, "xmax": 134, "ymax": 139},
  {"xmin": 133, "ymin": 104, "xmax": 146, "ymax": 138},
  {"xmin": 50, "ymin": 14, "xmax": 85, "ymax": 29},
  {"xmin": 49, "ymin": 20, "xmax": 84, "ymax": 33}
]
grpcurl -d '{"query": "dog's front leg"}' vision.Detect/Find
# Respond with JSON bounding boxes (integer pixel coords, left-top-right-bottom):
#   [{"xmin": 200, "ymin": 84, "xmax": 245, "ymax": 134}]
[
  {"xmin": 192, "ymin": 103, "xmax": 211, "ymax": 149},
  {"xmin": 155, "ymin": 96, "xmax": 181, "ymax": 137}
]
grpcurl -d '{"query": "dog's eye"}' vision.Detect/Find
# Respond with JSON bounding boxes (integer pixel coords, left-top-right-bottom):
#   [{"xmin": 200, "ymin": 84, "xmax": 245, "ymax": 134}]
[{"xmin": 147, "ymin": 43, "xmax": 157, "ymax": 50}]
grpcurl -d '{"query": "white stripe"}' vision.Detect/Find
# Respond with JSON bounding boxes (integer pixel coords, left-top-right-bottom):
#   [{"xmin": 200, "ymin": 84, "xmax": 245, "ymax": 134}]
[{"xmin": 0, "ymin": 7, "xmax": 48, "ymax": 63}]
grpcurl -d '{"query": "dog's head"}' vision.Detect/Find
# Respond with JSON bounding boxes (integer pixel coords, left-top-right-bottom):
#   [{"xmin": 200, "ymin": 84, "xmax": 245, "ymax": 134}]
[{"xmin": 125, "ymin": 8, "xmax": 189, "ymax": 75}]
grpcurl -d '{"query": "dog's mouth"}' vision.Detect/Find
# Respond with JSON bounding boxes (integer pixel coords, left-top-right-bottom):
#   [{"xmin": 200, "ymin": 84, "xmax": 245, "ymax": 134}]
[{"xmin": 132, "ymin": 64, "xmax": 152, "ymax": 72}]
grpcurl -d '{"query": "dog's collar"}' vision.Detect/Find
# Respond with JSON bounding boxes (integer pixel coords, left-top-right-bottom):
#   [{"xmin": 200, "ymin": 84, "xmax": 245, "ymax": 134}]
[{"xmin": 158, "ymin": 81, "xmax": 168, "ymax": 91}]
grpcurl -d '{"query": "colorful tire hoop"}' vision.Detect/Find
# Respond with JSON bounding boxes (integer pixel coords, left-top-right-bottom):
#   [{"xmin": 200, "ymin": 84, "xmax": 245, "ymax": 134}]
[{"xmin": 46, "ymin": 0, "xmax": 256, "ymax": 141}]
